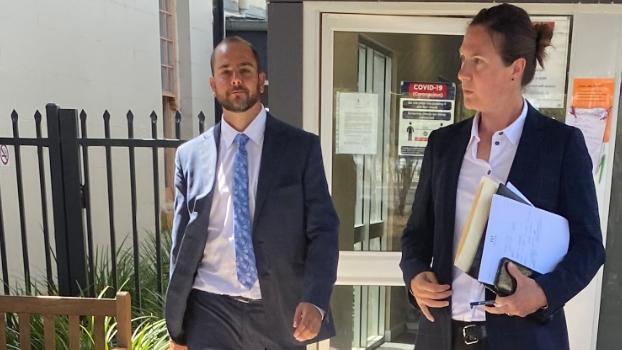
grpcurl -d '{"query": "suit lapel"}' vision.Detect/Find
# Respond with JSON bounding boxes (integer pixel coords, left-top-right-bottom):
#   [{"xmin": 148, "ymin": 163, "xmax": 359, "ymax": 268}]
[
  {"xmin": 214, "ymin": 122, "xmax": 222, "ymax": 149},
  {"xmin": 193, "ymin": 123, "xmax": 221, "ymax": 214},
  {"xmin": 439, "ymin": 120, "xmax": 471, "ymax": 280},
  {"xmin": 443, "ymin": 120, "xmax": 472, "ymax": 202},
  {"xmin": 174, "ymin": 124, "xmax": 221, "ymax": 285},
  {"xmin": 507, "ymin": 104, "xmax": 544, "ymax": 199},
  {"xmin": 253, "ymin": 114, "xmax": 287, "ymax": 227}
]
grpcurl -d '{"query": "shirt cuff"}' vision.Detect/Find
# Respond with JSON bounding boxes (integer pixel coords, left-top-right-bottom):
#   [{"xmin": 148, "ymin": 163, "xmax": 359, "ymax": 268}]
[{"xmin": 312, "ymin": 304, "xmax": 326, "ymax": 320}]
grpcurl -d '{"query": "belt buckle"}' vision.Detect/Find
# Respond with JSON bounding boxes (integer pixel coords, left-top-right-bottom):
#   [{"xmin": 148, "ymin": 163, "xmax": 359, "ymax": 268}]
[
  {"xmin": 462, "ymin": 324, "xmax": 479, "ymax": 345},
  {"xmin": 232, "ymin": 296, "xmax": 251, "ymax": 304}
]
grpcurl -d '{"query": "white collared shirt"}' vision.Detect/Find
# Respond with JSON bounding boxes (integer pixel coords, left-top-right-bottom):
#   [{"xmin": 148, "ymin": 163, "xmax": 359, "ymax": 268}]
[
  {"xmin": 451, "ymin": 100, "xmax": 528, "ymax": 321},
  {"xmin": 192, "ymin": 107, "xmax": 267, "ymax": 299}
]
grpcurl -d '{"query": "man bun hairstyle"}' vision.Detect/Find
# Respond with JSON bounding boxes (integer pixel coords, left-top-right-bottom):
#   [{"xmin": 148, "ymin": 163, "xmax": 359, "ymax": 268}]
[
  {"xmin": 470, "ymin": 3, "xmax": 553, "ymax": 86},
  {"xmin": 534, "ymin": 22, "xmax": 554, "ymax": 69}
]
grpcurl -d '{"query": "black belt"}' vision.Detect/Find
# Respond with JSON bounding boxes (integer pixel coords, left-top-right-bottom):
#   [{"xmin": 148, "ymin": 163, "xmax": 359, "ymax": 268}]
[{"xmin": 452, "ymin": 320, "xmax": 487, "ymax": 345}]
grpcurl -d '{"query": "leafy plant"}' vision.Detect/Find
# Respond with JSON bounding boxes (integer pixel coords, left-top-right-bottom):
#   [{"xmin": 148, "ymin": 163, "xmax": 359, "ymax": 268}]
[{"xmin": 2, "ymin": 230, "xmax": 172, "ymax": 349}]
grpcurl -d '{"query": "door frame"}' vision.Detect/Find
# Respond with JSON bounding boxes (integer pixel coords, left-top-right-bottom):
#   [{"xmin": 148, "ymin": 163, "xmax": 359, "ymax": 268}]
[
  {"xmin": 303, "ymin": 3, "xmax": 622, "ymax": 350},
  {"xmin": 316, "ymin": 10, "xmax": 471, "ymax": 285},
  {"xmin": 313, "ymin": 12, "xmax": 470, "ymax": 350}
]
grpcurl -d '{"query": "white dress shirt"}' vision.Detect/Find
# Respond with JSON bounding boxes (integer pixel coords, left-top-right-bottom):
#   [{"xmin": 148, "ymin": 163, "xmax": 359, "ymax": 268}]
[
  {"xmin": 192, "ymin": 107, "xmax": 267, "ymax": 299},
  {"xmin": 451, "ymin": 99, "xmax": 528, "ymax": 321}
]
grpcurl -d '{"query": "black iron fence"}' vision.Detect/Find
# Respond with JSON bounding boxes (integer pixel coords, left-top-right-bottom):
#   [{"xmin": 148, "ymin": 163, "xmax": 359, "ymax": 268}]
[{"xmin": 0, "ymin": 103, "xmax": 206, "ymax": 309}]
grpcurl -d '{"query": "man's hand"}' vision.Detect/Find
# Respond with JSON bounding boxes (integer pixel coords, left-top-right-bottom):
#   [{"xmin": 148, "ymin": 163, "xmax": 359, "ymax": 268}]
[
  {"xmin": 292, "ymin": 302, "xmax": 322, "ymax": 342},
  {"xmin": 485, "ymin": 262, "xmax": 548, "ymax": 318},
  {"xmin": 169, "ymin": 340, "xmax": 188, "ymax": 350},
  {"xmin": 409, "ymin": 271, "xmax": 452, "ymax": 322}
]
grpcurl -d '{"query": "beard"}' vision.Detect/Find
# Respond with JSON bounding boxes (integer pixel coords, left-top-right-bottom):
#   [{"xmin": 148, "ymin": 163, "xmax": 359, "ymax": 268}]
[{"xmin": 216, "ymin": 86, "xmax": 261, "ymax": 113}]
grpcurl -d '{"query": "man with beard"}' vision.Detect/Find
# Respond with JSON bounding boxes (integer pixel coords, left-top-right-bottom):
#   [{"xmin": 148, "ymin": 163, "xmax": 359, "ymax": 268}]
[{"xmin": 165, "ymin": 36, "xmax": 339, "ymax": 350}]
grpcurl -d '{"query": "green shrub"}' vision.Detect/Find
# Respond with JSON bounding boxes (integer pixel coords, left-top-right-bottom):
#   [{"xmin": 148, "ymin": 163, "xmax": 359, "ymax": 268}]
[{"xmin": 2, "ymin": 230, "xmax": 172, "ymax": 349}]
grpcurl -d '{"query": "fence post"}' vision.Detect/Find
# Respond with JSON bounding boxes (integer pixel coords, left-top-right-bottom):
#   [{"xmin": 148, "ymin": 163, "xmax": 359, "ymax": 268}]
[{"xmin": 46, "ymin": 104, "xmax": 87, "ymax": 296}]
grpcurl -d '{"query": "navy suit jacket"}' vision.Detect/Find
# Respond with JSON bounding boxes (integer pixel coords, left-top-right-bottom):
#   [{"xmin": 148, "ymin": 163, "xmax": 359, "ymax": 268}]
[
  {"xmin": 400, "ymin": 104, "xmax": 605, "ymax": 350},
  {"xmin": 165, "ymin": 113, "xmax": 339, "ymax": 347}
]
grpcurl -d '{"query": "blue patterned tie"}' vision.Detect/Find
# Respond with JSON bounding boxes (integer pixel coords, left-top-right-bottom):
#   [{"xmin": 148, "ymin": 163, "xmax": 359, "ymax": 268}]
[{"xmin": 233, "ymin": 134, "xmax": 258, "ymax": 289}]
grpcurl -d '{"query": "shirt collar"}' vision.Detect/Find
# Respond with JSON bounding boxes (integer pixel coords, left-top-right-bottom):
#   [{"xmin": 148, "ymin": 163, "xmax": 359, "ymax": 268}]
[
  {"xmin": 502, "ymin": 99, "xmax": 528, "ymax": 145},
  {"xmin": 469, "ymin": 99, "xmax": 528, "ymax": 146},
  {"xmin": 220, "ymin": 105, "xmax": 267, "ymax": 150}
]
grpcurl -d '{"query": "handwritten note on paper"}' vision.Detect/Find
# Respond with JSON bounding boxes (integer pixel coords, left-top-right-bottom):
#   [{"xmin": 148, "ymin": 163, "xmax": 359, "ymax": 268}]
[{"xmin": 477, "ymin": 195, "xmax": 570, "ymax": 285}]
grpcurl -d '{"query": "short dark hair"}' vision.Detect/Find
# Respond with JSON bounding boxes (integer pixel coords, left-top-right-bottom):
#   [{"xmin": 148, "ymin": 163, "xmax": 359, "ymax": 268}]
[
  {"xmin": 470, "ymin": 3, "xmax": 553, "ymax": 86},
  {"xmin": 210, "ymin": 36, "xmax": 263, "ymax": 74}
]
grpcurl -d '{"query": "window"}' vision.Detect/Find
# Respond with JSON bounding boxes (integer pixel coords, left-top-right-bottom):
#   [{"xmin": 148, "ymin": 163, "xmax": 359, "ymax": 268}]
[
  {"xmin": 159, "ymin": 0, "xmax": 178, "ymax": 204},
  {"xmin": 352, "ymin": 42, "xmax": 392, "ymax": 248},
  {"xmin": 160, "ymin": 0, "xmax": 177, "ymax": 98}
]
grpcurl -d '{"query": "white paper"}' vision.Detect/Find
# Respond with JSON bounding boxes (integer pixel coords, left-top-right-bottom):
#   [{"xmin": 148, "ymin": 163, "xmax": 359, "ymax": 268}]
[
  {"xmin": 335, "ymin": 92, "xmax": 379, "ymax": 155},
  {"xmin": 477, "ymin": 195, "xmax": 569, "ymax": 285},
  {"xmin": 566, "ymin": 107, "xmax": 608, "ymax": 174},
  {"xmin": 523, "ymin": 16, "xmax": 571, "ymax": 109}
]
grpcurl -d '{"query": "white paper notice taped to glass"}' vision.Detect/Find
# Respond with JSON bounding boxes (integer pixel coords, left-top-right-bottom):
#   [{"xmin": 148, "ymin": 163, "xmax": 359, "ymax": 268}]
[
  {"xmin": 335, "ymin": 92, "xmax": 379, "ymax": 155},
  {"xmin": 566, "ymin": 107, "xmax": 608, "ymax": 175},
  {"xmin": 523, "ymin": 16, "xmax": 571, "ymax": 109}
]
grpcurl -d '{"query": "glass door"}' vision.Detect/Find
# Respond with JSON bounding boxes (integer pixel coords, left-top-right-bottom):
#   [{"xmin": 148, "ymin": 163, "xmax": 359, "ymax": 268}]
[
  {"xmin": 352, "ymin": 42, "xmax": 390, "ymax": 348},
  {"xmin": 320, "ymin": 13, "xmax": 470, "ymax": 350}
]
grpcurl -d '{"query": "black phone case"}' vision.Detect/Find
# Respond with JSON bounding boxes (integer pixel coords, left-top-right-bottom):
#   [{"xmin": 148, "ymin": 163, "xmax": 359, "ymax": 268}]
[{"xmin": 494, "ymin": 257, "xmax": 540, "ymax": 297}]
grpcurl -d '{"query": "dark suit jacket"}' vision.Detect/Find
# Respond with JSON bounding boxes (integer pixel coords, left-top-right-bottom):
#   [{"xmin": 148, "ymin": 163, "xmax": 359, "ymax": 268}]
[
  {"xmin": 400, "ymin": 104, "xmax": 605, "ymax": 350},
  {"xmin": 165, "ymin": 113, "xmax": 339, "ymax": 347}
]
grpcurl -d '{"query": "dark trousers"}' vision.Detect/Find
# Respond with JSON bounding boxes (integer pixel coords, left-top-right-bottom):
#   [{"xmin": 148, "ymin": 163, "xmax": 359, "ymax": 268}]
[{"xmin": 185, "ymin": 289, "xmax": 305, "ymax": 350}]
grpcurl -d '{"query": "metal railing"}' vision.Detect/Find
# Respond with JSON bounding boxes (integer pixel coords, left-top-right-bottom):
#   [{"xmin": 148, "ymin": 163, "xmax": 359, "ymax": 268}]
[{"xmin": 0, "ymin": 103, "xmax": 207, "ymax": 310}]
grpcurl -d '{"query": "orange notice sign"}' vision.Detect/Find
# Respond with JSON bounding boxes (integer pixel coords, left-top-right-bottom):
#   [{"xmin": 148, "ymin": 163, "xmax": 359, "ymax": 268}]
[
  {"xmin": 571, "ymin": 78, "xmax": 615, "ymax": 142},
  {"xmin": 572, "ymin": 79, "xmax": 614, "ymax": 109}
]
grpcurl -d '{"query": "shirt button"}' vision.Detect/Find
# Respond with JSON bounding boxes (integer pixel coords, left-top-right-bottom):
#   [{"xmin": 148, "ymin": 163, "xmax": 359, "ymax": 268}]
[
  {"xmin": 499, "ymin": 131, "xmax": 504, "ymax": 136},
  {"xmin": 495, "ymin": 141, "xmax": 500, "ymax": 146},
  {"xmin": 487, "ymin": 170, "xmax": 492, "ymax": 175}
]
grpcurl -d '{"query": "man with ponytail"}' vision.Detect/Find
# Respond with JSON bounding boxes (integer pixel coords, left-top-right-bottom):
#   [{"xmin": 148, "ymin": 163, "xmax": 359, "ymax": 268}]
[{"xmin": 400, "ymin": 4, "xmax": 605, "ymax": 350}]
